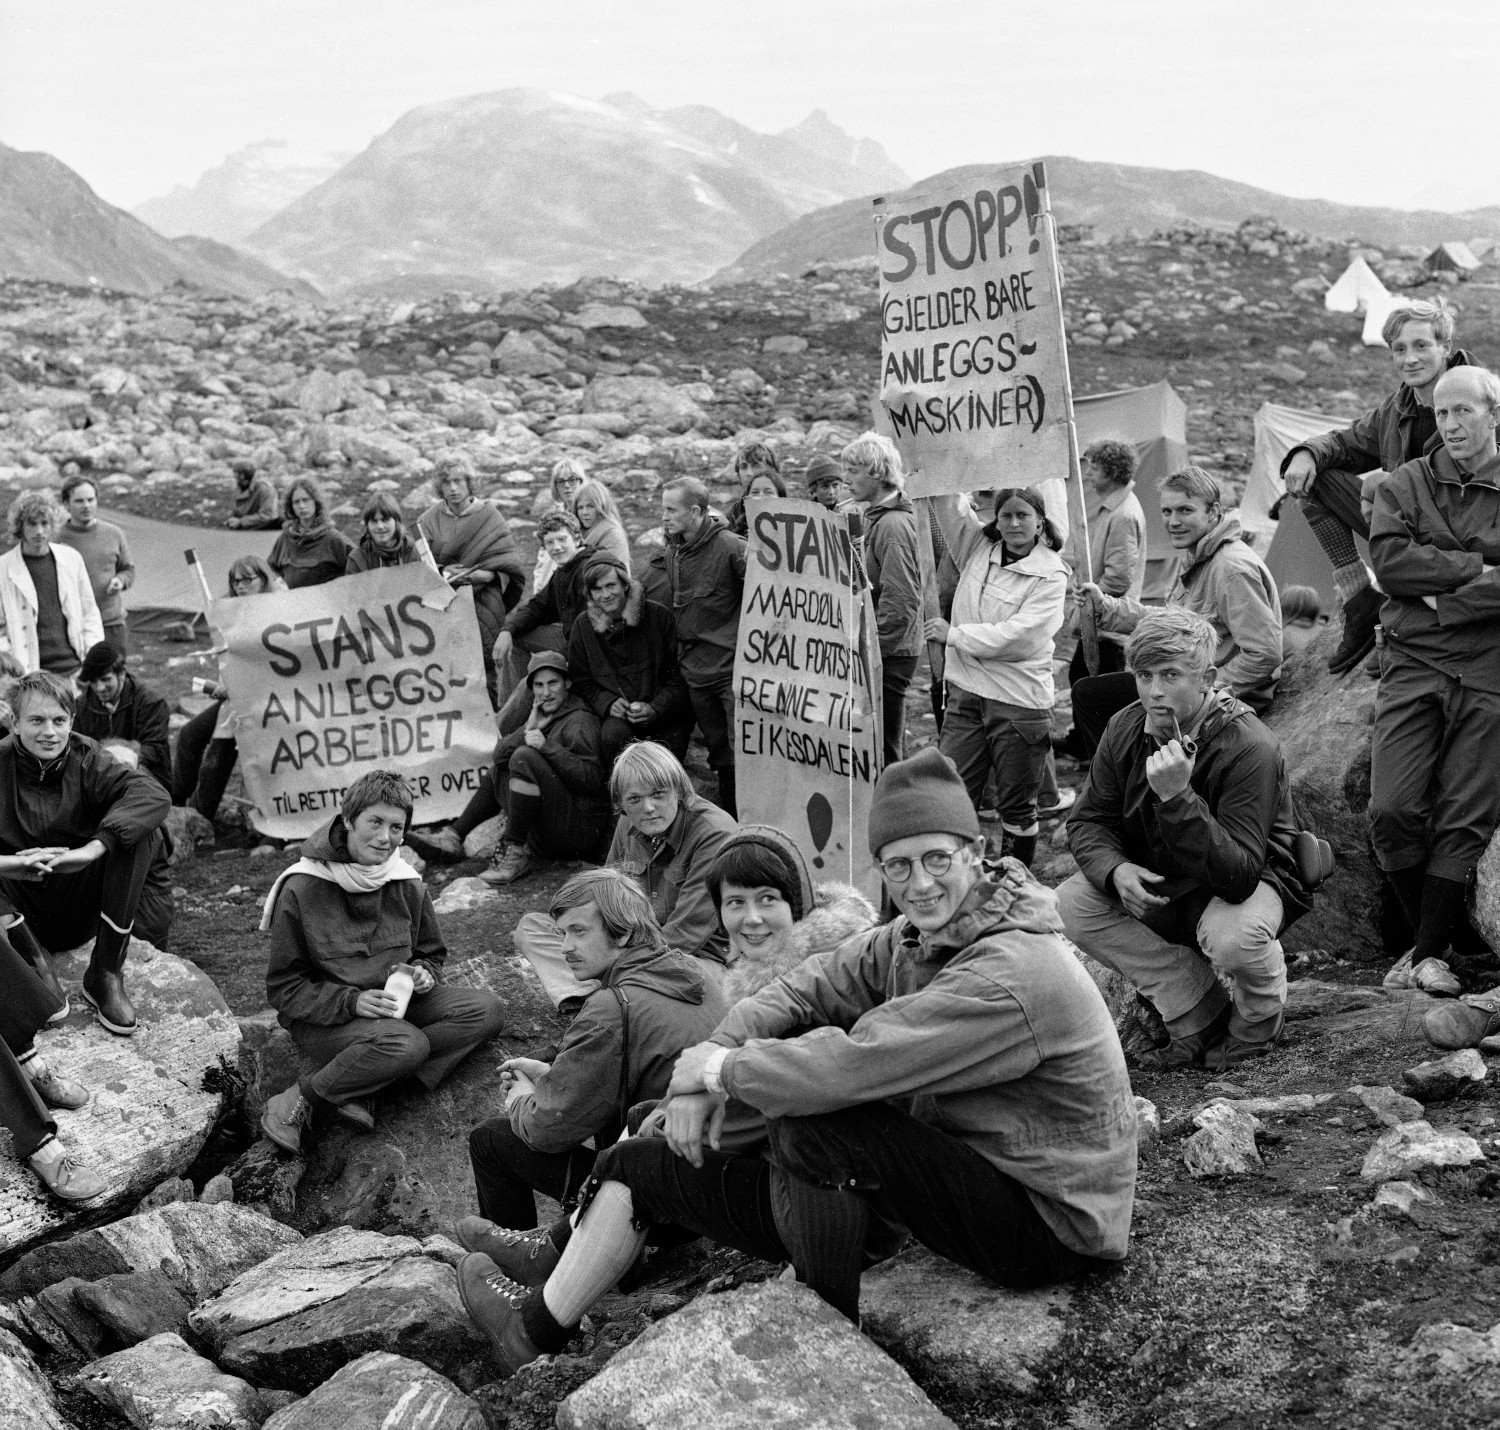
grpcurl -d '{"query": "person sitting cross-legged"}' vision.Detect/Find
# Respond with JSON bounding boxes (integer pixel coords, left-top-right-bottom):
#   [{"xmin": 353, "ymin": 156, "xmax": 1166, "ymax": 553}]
[
  {"xmin": 1058, "ymin": 607, "xmax": 1311, "ymax": 1071},
  {"xmin": 259, "ymin": 770, "xmax": 505, "ymax": 1150},
  {"xmin": 479, "ymin": 651, "xmax": 610, "ymax": 888},
  {"xmin": 455, "ymin": 746, "xmax": 1137, "ymax": 1370},
  {"xmin": 460, "ymin": 868, "xmax": 730, "ymax": 1251}
]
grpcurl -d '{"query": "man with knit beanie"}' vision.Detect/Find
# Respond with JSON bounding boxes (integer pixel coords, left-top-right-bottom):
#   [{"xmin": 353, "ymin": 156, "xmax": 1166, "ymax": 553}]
[{"xmin": 454, "ymin": 745, "xmax": 1136, "ymax": 1371}]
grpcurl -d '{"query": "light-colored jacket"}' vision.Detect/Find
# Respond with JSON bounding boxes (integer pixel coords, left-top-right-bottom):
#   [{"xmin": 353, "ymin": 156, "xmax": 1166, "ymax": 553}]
[
  {"xmin": 935, "ymin": 496, "xmax": 1068, "ymax": 710},
  {"xmin": 1096, "ymin": 511, "xmax": 1283, "ymax": 711},
  {"xmin": 711, "ymin": 872, "xmax": 1137, "ymax": 1260},
  {"xmin": 0, "ymin": 543, "xmax": 104, "ymax": 673},
  {"xmin": 1067, "ymin": 483, "xmax": 1146, "ymax": 646}
]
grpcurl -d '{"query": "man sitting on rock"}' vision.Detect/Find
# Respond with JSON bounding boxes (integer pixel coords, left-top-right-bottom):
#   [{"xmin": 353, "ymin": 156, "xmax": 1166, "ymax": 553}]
[
  {"xmin": 1059, "ymin": 608, "xmax": 1310, "ymax": 1070},
  {"xmin": 460, "ymin": 868, "xmax": 728, "ymax": 1247},
  {"xmin": 480, "ymin": 652, "xmax": 610, "ymax": 887},
  {"xmin": 224, "ymin": 459, "xmax": 281, "ymax": 530},
  {"xmin": 260, "ymin": 770, "xmax": 505, "ymax": 1151},
  {"xmin": 456, "ymin": 746, "xmax": 1136, "ymax": 1370},
  {"xmin": 1281, "ymin": 298, "xmax": 1474, "ymax": 675},
  {"xmin": 0, "ymin": 671, "xmax": 173, "ymax": 1037},
  {"xmin": 73, "ymin": 642, "xmax": 172, "ymax": 790},
  {"xmin": 566, "ymin": 552, "xmax": 691, "ymax": 766},
  {"xmin": 1367, "ymin": 366, "xmax": 1500, "ymax": 987}
]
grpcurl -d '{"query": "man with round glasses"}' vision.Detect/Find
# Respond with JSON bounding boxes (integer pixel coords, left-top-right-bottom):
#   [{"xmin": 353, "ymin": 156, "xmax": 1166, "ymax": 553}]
[{"xmin": 455, "ymin": 744, "xmax": 1135, "ymax": 1364}]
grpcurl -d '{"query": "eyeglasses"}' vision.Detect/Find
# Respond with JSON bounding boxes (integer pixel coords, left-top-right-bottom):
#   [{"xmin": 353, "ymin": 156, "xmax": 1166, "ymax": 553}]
[{"xmin": 879, "ymin": 848, "xmax": 962, "ymax": 883}]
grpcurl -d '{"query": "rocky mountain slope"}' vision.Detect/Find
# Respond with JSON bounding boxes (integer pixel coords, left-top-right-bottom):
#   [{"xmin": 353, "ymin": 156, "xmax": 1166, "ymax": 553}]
[
  {"xmin": 719, "ymin": 155, "xmax": 1500, "ymax": 279},
  {"xmin": 133, "ymin": 139, "xmax": 352, "ymax": 243},
  {"xmin": 241, "ymin": 89, "xmax": 905, "ymax": 296},
  {"xmin": 0, "ymin": 141, "xmax": 318, "ymax": 300}
]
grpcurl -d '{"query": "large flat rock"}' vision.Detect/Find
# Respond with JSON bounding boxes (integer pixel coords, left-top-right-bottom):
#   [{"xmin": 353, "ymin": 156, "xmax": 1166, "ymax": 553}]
[
  {"xmin": 69, "ymin": 1331, "xmax": 270, "ymax": 1430},
  {"xmin": 0, "ymin": 943, "xmax": 241, "ymax": 1259},
  {"xmin": 189, "ymin": 1225, "xmax": 489, "ymax": 1392},
  {"xmin": 262, "ymin": 1351, "xmax": 484, "ymax": 1430},
  {"xmin": 860, "ymin": 1245, "xmax": 1071, "ymax": 1396},
  {"xmin": 0, "ymin": 1326, "xmax": 74, "ymax": 1430},
  {"xmin": 557, "ymin": 1279, "xmax": 954, "ymax": 1430},
  {"xmin": 1475, "ymin": 829, "xmax": 1500, "ymax": 952}
]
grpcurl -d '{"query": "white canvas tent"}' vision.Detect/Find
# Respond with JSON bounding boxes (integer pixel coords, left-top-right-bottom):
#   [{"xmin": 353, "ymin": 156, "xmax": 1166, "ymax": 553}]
[
  {"xmin": 1361, "ymin": 287, "xmax": 1401, "ymax": 347},
  {"xmin": 1425, "ymin": 241, "xmax": 1481, "ymax": 275},
  {"xmin": 1324, "ymin": 256, "xmax": 1388, "ymax": 315}
]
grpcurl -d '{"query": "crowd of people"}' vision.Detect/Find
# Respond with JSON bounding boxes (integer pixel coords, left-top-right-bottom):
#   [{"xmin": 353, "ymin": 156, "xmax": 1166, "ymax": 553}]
[{"xmin": 0, "ymin": 299, "xmax": 1496, "ymax": 1387}]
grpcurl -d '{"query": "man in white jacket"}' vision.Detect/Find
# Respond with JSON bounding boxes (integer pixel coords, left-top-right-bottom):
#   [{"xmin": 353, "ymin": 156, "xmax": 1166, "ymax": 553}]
[{"xmin": 0, "ymin": 492, "xmax": 103, "ymax": 677}]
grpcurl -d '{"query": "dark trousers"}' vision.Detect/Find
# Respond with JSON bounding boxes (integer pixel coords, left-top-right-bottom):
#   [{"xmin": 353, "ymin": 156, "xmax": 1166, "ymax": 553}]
[
  {"xmin": 594, "ymin": 1099, "xmax": 1094, "ymax": 1322},
  {"xmin": 501, "ymin": 747, "xmax": 609, "ymax": 859},
  {"xmin": 103, "ymin": 622, "xmax": 129, "ymax": 658},
  {"xmin": 1067, "ymin": 636, "xmax": 1126, "ymax": 688},
  {"xmin": 939, "ymin": 684, "xmax": 1052, "ymax": 829},
  {"xmin": 1070, "ymin": 671, "xmax": 1140, "ymax": 758},
  {"xmin": 688, "ymin": 680, "xmax": 736, "ymax": 815},
  {"xmin": 173, "ymin": 704, "xmax": 238, "ymax": 821},
  {"xmin": 469, "ymin": 1116, "xmax": 598, "ymax": 1230},
  {"xmin": 600, "ymin": 713, "xmax": 694, "ymax": 769},
  {"xmin": 1302, "ymin": 467, "xmax": 1370, "ymax": 541},
  {"xmin": 0, "ymin": 830, "xmax": 171, "ymax": 951},
  {"xmin": 0, "ymin": 932, "xmax": 66, "ymax": 1159},
  {"xmin": 880, "ymin": 655, "xmax": 918, "ymax": 768},
  {"xmin": 291, "ymin": 985, "xmax": 505, "ymax": 1106}
]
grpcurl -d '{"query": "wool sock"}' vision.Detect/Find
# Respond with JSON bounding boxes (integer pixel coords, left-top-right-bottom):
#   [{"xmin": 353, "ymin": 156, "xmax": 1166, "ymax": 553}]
[
  {"xmin": 1414, "ymin": 875, "xmax": 1469, "ymax": 963},
  {"xmin": 1302, "ymin": 505, "xmax": 1369, "ymax": 603},
  {"xmin": 540, "ymin": 1181, "xmax": 648, "ymax": 1330},
  {"xmin": 770, "ymin": 1167, "xmax": 868, "ymax": 1324}
]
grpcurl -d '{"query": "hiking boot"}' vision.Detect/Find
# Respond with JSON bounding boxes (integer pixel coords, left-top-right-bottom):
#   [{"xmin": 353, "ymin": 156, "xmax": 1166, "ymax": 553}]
[
  {"xmin": 457, "ymin": 1254, "xmax": 545, "ymax": 1376},
  {"xmin": 480, "ymin": 842, "xmax": 534, "ymax": 886},
  {"xmin": 261, "ymin": 1085, "xmax": 314, "ymax": 1155},
  {"xmin": 1425, "ymin": 990, "xmax": 1500, "ymax": 1050},
  {"xmin": 1131, "ymin": 1006, "xmax": 1232, "ymax": 1071},
  {"xmin": 456, "ymin": 1218, "xmax": 561, "ymax": 1287},
  {"xmin": 29, "ymin": 1137, "xmax": 108, "ymax": 1203},
  {"xmin": 22, "ymin": 1056, "xmax": 89, "ymax": 1111},
  {"xmin": 406, "ymin": 825, "xmax": 465, "ymax": 862},
  {"xmin": 336, "ymin": 1099, "xmax": 375, "ymax": 1132},
  {"xmin": 1327, "ymin": 587, "xmax": 1383, "ymax": 675},
  {"xmin": 1203, "ymin": 1011, "xmax": 1285, "ymax": 1071}
]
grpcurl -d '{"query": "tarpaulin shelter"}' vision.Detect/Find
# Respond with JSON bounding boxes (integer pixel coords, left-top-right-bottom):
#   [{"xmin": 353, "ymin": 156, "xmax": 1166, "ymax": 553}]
[
  {"xmin": 1074, "ymin": 380, "xmax": 1189, "ymax": 598},
  {"xmin": 1425, "ymin": 241, "xmax": 1481, "ymax": 275},
  {"xmin": 1324, "ymin": 256, "xmax": 1388, "ymax": 315}
]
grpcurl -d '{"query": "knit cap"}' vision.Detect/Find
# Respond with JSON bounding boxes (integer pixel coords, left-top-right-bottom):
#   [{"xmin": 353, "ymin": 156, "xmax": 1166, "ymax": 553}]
[
  {"xmin": 79, "ymin": 641, "xmax": 123, "ymax": 684},
  {"xmin": 804, "ymin": 454, "xmax": 843, "ymax": 489},
  {"xmin": 580, "ymin": 550, "xmax": 629, "ymax": 588},
  {"xmin": 866, "ymin": 746, "xmax": 980, "ymax": 857}
]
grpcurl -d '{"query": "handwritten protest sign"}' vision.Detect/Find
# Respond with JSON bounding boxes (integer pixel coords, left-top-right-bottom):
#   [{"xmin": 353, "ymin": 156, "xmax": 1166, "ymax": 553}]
[
  {"xmin": 875, "ymin": 159, "xmax": 1075, "ymax": 505},
  {"xmin": 212, "ymin": 562, "xmax": 495, "ymax": 839},
  {"xmin": 733, "ymin": 497, "xmax": 883, "ymax": 902}
]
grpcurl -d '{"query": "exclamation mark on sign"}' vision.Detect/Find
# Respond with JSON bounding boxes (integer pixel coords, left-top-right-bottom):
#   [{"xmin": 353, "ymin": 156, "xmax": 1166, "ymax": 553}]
[{"xmin": 1023, "ymin": 163, "xmax": 1044, "ymax": 254}]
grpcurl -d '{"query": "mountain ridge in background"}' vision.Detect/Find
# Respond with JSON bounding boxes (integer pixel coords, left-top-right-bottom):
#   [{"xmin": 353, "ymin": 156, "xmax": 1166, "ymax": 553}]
[
  {"xmin": 718, "ymin": 155, "xmax": 1500, "ymax": 279},
  {"xmin": 239, "ymin": 88, "xmax": 907, "ymax": 296},
  {"xmin": 0, "ymin": 141, "xmax": 320, "ymax": 299}
]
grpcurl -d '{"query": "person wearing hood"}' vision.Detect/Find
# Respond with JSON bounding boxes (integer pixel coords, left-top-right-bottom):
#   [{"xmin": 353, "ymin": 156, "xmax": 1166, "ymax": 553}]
[
  {"xmin": 928, "ymin": 486, "xmax": 1069, "ymax": 867},
  {"xmin": 459, "ymin": 825, "xmax": 879, "ymax": 1284},
  {"xmin": 73, "ymin": 642, "xmax": 172, "ymax": 790},
  {"xmin": 844, "ymin": 433, "xmax": 922, "ymax": 768},
  {"xmin": 660, "ymin": 477, "xmax": 747, "ymax": 816},
  {"xmin": 345, "ymin": 492, "xmax": 427, "ymax": 574},
  {"xmin": 259, "ymin": 770, "xmax": 504, "ymax": 1152},
  {"xmin": 567, "ymin": 551, "xmax": 691, "ymax": 765},
  {"xmin": 459, "ymin": 868, "xmax": 730, "ymax": 1244},
  {"xmin": 1073, "ymin": 467, "xmax": 1283, "ymax": 753},
  {"xmin": 480, "ymin": 652, "xmax": 609, "ymax": 888},
  {"xmin": 1281, "ymin": 299, "xmax": 1474, "ymax": 675},
  {"xmin": 1060, "ymin": 608, "xmax": 1310, "ymax": 1071},
  {"xmin": 267, "ymin": 478, "xmax": 353, "ymax": 589},
  {"xmin": 455, "ymin": 746, "xmax": 1135, "ymax": 1369}
]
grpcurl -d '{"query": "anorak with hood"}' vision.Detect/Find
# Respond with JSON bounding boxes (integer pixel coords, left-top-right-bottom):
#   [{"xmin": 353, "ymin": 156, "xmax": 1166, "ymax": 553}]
[
  {"xmin": 1095, "ymin": 511, "xmax": 1283, "ymax": 711},
  {"xmin": 567, "ymin": 577, "xmax": 688, "ymax": 724},
  {"xmin": 503, "ymin": 546, "xmax": 593, "ymax": 645},
  {"xmin": 265, "ymin": 816, "xmax": 446, "ymax": 1029},
  {"xmin": 662, "ymin": 512, "xmax": 747, "ymax": 687},
  {"xmin": 492, "ymin": 691, "xmax": 608, "ymax": 822},
  {"xmin": 861, "ymin": 491, "xmax": 924, "ymax": 659},
  {"xmin": 1068, "ymin": 688, "xmax": 1310, "ymax": 925},
  {"xmin": 511, "ymin": 939, "xmax": 729, "ymax": 1152},
  {"xmin": 708, "ymin": 868, "xmax": 1137, "ymax": 1261},
  {"xmin": 268, "ymin": 522, "xmax": 354, "ymax": 589}
]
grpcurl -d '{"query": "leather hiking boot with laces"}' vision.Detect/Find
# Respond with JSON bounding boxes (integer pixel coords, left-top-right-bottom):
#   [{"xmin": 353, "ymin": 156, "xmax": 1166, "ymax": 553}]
[
  {"xmin": 457, "ymin": 1253, "xmax": 545, "ymax": 1376},
  {"xmin": 1327, "ymin": 586, "xmax": 1383, "ymax": 676},
  {"xmin": 1132, "ymin": 1006, "xmax": 1232, "ymax": 1071},
  {"xmin": 456, "ymin": 1217, "xmax": 561, "ymax": 1286},
  {"xmin": 480, "ymin": 841, "xmax": 534, "ymax": 886},
  {"xmin": 1425, "ymin": 990, "xmax": 1500, "ymax": 1050},
  {"xmin": 29, "ymin": 1137, "xmax": 108, "ymax": 1202},
  {"xmin": 1204, "ymin": 1011, "xmax": 1286, "ymax": 1072},
  {"xmin": 261, "ymin": 1085, "xmax": 314, "ymax": 1154},
  {"xmin": 22, "ymin": 1055, "xmax": 90, "ymax": 1110}
]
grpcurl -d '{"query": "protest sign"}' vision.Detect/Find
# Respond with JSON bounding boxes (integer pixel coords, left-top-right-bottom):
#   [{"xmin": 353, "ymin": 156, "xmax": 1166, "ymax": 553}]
[
  {"xmin": 733, "ymin": 496, "xmax": 883, "ymax": 903},
  {"xmin": 874, "ymin": 160, "xmax": 1079, "ymax": 514},
  {"xmin": 212, "ymin": 562, "xmax": 495, "ymax": 839}
]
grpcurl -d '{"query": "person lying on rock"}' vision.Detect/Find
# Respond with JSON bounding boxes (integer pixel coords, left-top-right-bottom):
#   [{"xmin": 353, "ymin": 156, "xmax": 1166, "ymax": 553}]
[
  {"xmin": 0, "ymin": 670, "xmax": 173, "ymax": 1037},
  {"xmin": 1059, "ymin": 607, "xmax": 1312, "ymax": 1070},
  {"xmin": 259, "ymin": 770, "xmax": 505, "ymax": 1151},
  {"xmin": 458, "ymin": 824, "xmax": 877, "ymax": 1283},
  {"xmin": 1367, "ymin": 366, "xmax": 1500, "ymax": 990},
  {"xmin": 456, "ymin": 746, "xmax": 1136, "ymax": 1371},
  {"xmin": 478, "ymin": 652, "xmax": 611, "ymax": 888},
  {"xmin": 1281, "ymin": 298, "xmax": 1475, "ymax": 675},
  {"xmin": 461, "ymin": 868, "xmax": 730, "ymax": 1246},
  {"xmin": 512, "ymin": 741, "xmax": 736, "ymax": 1009}
]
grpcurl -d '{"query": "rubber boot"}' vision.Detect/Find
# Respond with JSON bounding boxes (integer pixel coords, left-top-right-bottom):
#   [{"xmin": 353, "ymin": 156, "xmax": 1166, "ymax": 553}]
[
  {"xmin": 7, "ymin": 919, "xmax": 68, "ymax": 1023},
  {"xmin": 81, "ymin": 916, "xmax": 136, "ymax": 1037},
  {"xmin": 1001, "ymin": 832, "xmax": 1037, "ymax": 868}
]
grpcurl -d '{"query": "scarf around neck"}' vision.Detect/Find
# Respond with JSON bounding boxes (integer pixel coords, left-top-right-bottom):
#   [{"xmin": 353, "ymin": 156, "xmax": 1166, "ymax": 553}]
[{"xmin": 259, "ymin": 848, "xmax": 422, "ymax": 931}]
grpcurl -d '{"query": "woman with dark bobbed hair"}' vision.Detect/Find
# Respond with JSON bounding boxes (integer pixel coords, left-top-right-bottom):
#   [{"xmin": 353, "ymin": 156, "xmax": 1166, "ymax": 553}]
[{"xmin": 346, "ymin": 492, "xmax": 424, "ymax": 574}]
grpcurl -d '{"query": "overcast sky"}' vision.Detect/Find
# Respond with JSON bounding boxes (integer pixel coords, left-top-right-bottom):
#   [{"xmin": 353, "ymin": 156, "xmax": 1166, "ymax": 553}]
[{"xmin": 3, "ymin": 0, "xmax": 1498, "ymax": 212}]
